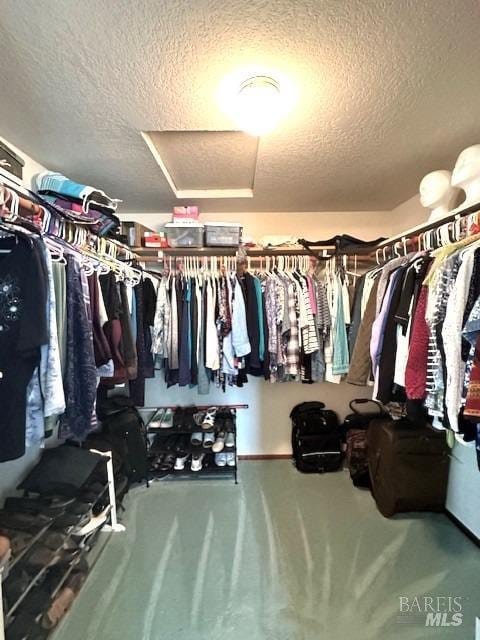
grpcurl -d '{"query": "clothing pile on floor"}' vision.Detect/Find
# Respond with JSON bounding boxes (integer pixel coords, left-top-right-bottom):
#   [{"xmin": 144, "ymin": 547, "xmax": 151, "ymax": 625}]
[
  {"xmin": 147, "ymin": 407, "xmax": 237, "ymax": 474},
  {"xmin": 1, "ymin": 446, "xmax": 128, "ymax": 640}
]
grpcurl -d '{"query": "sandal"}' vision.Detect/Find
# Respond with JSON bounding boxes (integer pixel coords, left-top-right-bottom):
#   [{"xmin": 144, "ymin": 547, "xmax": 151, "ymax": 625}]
[{"xmin": 202, "ymin": 407, "xmax": 218, "ymax": 430}]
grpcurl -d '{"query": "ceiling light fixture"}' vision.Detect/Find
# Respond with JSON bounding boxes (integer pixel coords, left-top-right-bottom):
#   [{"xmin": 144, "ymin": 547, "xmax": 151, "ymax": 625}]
[{"xmin": 223, "ymin": 74, "xmax": 295, "ymax": 137}]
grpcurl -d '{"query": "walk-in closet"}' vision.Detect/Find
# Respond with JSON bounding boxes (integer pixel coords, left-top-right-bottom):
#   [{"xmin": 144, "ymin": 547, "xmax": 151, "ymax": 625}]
[{"xmin": 1, "ymin": 1, "xmax": 480, "ymax": 639}]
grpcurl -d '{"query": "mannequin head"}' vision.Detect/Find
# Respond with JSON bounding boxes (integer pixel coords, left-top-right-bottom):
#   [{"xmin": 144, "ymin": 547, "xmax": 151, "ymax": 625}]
[
  {"xmin": 419, "ymin": 170, "xmax": 453, "ymax": 208},
  {"xmin": 419, "ymin": 170, "xmax": 458, "ymax": 220},
  {"xmin": 452, "ymin": 144, "xmax": 480, "ymax": 188}
]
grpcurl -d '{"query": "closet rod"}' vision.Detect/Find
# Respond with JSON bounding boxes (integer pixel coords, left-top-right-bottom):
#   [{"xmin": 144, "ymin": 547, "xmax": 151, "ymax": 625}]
[
  {"xmin": 375, "ymin": 201, "xmax": 480, "ymax": 249},
  {"xmin": 135, "ymin": 247, "xmax": 317, "ymax": 258},
  {"xmin": 299, "ymin": 202, "xmax": 480, "ymax": 258},
  {"xmin": 141, "ymin": 404, "xmax": 249, "ymax": 410}
]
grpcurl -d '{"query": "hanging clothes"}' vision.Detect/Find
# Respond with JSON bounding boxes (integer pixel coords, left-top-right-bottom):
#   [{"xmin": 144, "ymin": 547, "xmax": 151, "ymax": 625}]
[
  {"xmin": 60, "ymin": 255, "xmax": 97, "ymax": 441},
  {"xmin": 0, "ymin": 234, "xmax": 49, "ymax": 461}
]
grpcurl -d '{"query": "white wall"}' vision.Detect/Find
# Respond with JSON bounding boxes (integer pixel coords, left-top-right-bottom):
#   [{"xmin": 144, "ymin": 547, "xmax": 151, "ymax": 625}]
[
  {"xmin": 446, "ymin": 443, "xmax": 480, "ymax": 538},
  {"xmin": 119, "ymin": 209, "xmax": 407, "ymax": 240},
  {"xmin": 389, "ymin": 194, "xmax": 429, "ymax": 231}
]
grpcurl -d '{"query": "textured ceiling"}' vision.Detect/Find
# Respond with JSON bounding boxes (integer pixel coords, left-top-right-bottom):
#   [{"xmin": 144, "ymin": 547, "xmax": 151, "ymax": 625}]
[
  {"xmin": 1, "ymin": 0, "xmax": 480, "ymax": 213},
  {"xmin": 145, "ymin": 131, "xmax": 258, "ymax": 192}
]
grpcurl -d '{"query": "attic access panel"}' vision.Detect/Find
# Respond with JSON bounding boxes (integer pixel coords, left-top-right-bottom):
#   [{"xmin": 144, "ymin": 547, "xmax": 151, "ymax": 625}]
[{"xmin": 142, "ymin": 130, "xmax": 259, "ymax": 198}]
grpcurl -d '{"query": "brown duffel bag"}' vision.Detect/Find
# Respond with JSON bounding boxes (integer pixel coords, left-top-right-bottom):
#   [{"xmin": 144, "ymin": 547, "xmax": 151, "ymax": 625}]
[{"xmin": 367, "ymin": 418, "xmax": 450, "ymax": 517}]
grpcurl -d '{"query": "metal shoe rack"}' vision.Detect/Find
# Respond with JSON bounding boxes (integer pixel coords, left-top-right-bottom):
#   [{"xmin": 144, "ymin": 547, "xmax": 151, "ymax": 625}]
[
  {"xmin": 0, "ymin": 450, "xmax": 124, "ymax": 640},
  {"xmin": 143, "ymin": 404, "xmax": 248, "ymax": 485}
]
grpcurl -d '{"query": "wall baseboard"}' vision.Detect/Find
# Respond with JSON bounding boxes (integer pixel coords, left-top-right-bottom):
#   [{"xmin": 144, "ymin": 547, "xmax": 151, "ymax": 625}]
[{"xmin": 238, "ymin": 454, "xmax": 292, "ymax": 460}]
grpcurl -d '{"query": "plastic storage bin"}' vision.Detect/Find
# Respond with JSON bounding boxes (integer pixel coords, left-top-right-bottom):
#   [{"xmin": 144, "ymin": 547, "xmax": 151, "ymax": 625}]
[
  {"xmin": 205, "ymin": 222, "xmax": 242, "ymax": 247},
  {"xmin": 164, "ymin": 222, "xmax": 204, "ymax": 248}
]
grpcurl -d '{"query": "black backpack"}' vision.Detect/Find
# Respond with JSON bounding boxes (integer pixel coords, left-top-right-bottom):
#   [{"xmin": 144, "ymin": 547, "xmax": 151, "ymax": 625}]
[
  {"xmin": 97, "ymin": 397, "xmax": 148, "ymax": 484},
  {"xmin": 290, "ymin": 402, "xmax": 342, "ymax": 473}
]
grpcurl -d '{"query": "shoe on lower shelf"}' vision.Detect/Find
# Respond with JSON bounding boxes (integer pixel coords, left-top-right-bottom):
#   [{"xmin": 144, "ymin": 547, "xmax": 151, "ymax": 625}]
[
  {"xmin": 174, "ymin": 455, "xmax": 189, "ymax": 471},
  {"xmin": 191, "ymin": 432, "xmax": 203, "ymax": 446},
  {"xmin": 159, "ymin": 453, "xmax": 176, "ymax": 472},
  {"xmin": 212, "ymin": 431, "xmax": 225, "ymax": 453},
  {"xmin": 202, "ymin": 406, "xmax": 218, "ymax": 430},
  {"xmin": 175, "ymin": 434, "xmax": 191, "ymax": 456},
  {"xmin": 72, "ymin": 506, "xmax": 109, "ymax": 537},
  {"xmin": 225, "ymin": 432, "xmax": 235, "ymax": 448},
  {"xmin": 226, "ymin": 452, "xmax": 236, "ymax": 467},
  {"xmin": 191, "ymin": 453, "xmax": 205, "ymax": 472},
  {"xmin": 42, "ymin": 586, "xmax": 76, "ymax": 630},
  {"xmin": 160, "ymin": 408, "xmax": 174, "ymax": 429},
  {"xmin": 0, "ymin": 534, "xmax": 11, "ymax": 574},
  {"xmin": 148, "ymin": 409, "xmax": 164, "ymax": 429},
  {"xmin": 203, "ymin": 432, "xmax": 215, "ymax": 448},
  {"xmin": 215, "ymin": 453, "xmax": 227, "ymax": 467}
]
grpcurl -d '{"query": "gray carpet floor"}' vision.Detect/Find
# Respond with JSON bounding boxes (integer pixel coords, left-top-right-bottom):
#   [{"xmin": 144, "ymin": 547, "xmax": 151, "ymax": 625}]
[{"xmin": 53, "ymin": 461, "xmax": 480, "ymax": 640}]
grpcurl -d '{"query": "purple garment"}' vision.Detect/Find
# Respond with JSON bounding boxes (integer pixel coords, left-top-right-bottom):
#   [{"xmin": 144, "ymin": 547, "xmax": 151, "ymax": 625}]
[{"xmin": 370, "ymin": 268, "xmax": 402, "ymax": 399}]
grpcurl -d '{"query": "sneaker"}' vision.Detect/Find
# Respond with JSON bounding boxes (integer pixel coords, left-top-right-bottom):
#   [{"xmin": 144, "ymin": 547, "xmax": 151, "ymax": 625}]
[
  {"xmin": 212, "ymin": 432, "xmax": 226, "ymax": 453},
  {"xmin": 202, "ymin": 407, "xmax": 218, "ymax": 430},
  {"xmin": 148, "ymin": 409, "xmax": 164, "ymax": 429},
  {"xmin": 193, "ymin": 411, "xmax": 206, "ymax": 427},
  {"xmin": 191, "ymin": 454, "xmax": 205, "ymax": 472},
  {"xmin": 225, "ymin": 432, "xmax": 235, "ymax": 448},
  {"xmin": 215, "ymin": 453, "xmax": 227, "ymax": 467},
  {"xmin": 203, "ymin": 432, "xmax": 215, "ymax": 448},
  {"xmin": 191, "ymin": 432, "xmax": 203, "ymax": 446},
  {"xmin": 160, "ymin": 408, "xmax": 174, "ymax": 429},
  {"xmin": 174, "ymin": 455, "xmax": 189, "ymax": 471},
  {"xmin": 226, "ymin": 452, "xmax": 236, "ymax": 467}
]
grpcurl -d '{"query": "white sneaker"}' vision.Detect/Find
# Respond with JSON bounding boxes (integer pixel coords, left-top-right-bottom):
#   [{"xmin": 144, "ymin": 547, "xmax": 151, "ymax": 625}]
[
  {"xmin": 225, "ymin": 432, "xmax": 235, "ymax": 448},
  {"xmin": 203, "ymin": 432, "xmax": 215, "ymax": 448},
  {"xmin": 160, "ymin": 408, "xmax": 173, "ymax": 429},
  {"xmin": 215, "ymin": 453, "xmax": 227, "ymax": 467},
  {"xmin": 149, "ymin": 409, "xmax": 164, "ymax": 429},
  {"xmin": 212, "ymin": 432, "xmax": 225, "ymax": 453},
  {"xmin": 226, "ymin": 452, "xmax": 236, "ymax": 467},
  {"xmin": 191, "ymin": 453, "xmax": 205, "ymax": 472},
  {"xmin": 174, "ymin": 455, "xmax": 189, "ymax": 471},
  {"xmin": 191, "ymin": 432, "xmax": 203, "ymax": 446},
  {"xmin": 202, "ymin": 407, "xmax": 218, "ymax": 430}
]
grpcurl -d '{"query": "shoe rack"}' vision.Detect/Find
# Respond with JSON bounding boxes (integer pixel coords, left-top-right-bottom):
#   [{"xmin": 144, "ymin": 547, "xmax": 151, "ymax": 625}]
[
  {"xmin": 0, "ymin": 450, "xmax": 125, "ymax": 640},
  {"xmin": 143, "ymin": 405, "xmax": 248, "ymax": 485}
]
